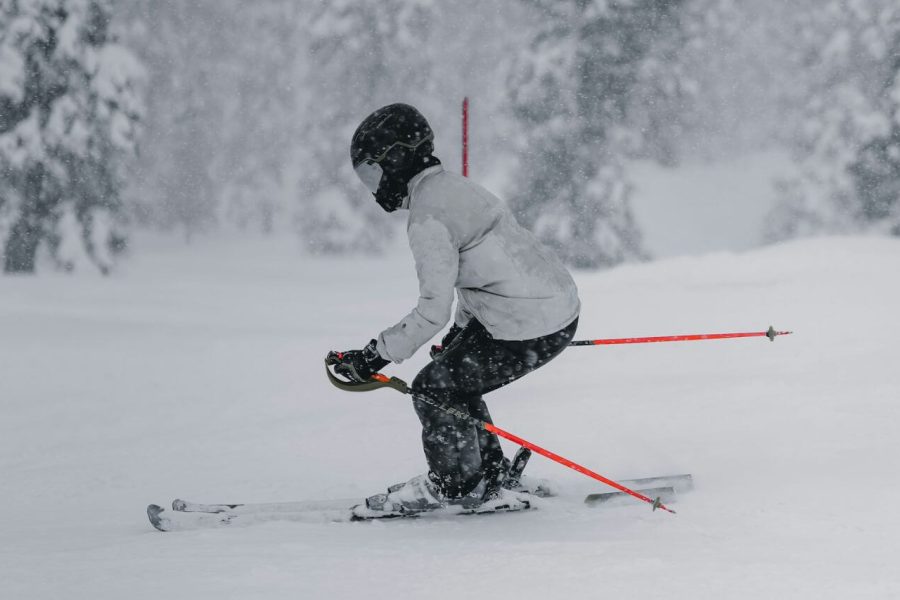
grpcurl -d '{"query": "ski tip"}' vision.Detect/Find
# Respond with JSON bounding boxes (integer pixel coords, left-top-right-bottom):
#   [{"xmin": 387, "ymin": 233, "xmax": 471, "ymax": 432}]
[{"xmin": 147, "ymin": 504, "xmax": 168, "ymax": 532}]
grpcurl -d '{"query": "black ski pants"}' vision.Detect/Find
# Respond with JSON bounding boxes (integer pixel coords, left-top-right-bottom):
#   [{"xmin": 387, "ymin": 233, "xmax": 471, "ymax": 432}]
[{"xmin": 411, "ymin": 317, "xmax": 578, "ymax": 498}]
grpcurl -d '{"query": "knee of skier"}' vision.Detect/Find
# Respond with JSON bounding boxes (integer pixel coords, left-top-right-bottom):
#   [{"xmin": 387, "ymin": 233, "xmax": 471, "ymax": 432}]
[
  {"xmin": 414, "ymin": 398, "xmax": 464, "ymax": 439},
  {"xmin": 412, "ymin": 361, "xmax": 454, "ymax": 395}
]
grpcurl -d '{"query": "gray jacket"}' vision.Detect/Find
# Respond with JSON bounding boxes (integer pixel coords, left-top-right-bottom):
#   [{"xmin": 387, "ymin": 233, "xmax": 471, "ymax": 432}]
[{"xmin": 376, "ymin": 165, "xmax": 580, "ymax": 363}]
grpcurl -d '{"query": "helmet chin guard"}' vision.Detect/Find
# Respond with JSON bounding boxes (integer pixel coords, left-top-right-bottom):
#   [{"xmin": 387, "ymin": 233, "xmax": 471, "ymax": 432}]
[{"xmin": 373, "ymin": 174, "xmax": 410, "ymax": 212}]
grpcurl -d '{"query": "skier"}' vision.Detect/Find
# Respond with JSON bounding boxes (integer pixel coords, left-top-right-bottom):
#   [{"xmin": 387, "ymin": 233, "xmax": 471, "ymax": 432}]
[{"xmin": 331, "ymin": 103, "xmax": 580, "ymax": 514}]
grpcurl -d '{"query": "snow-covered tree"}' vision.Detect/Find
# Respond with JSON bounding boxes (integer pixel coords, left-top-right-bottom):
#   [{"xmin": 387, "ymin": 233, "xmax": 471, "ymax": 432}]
[
  {"xmin": 848, "ymin": 20, "xmax": 900, "ymax": 236},
  {"xmin": 656, "ymin": 0, "xmax": 806, "ymax": 160},
  {"xmin": 0, "ymin": 0, "xmax": 143, "ymax": 273},
  {"xmin": 119, "ymin": 0, "xmax": 233, "ymax": 239},
  {"xmin": 765, "ymin": 1, "xmax": 900, "ymax": 242},
  {"xmin": 507, "ymin": 0, "xmax": 684, "ymax": 269},
  {"xmin": 120, "ymin": 0, "xmax": 304, "ymax": 238},
  {"xmin": 296, "ymin": 0, "xmax": 439, "ymax": 254},
  {"xmin": 114, "ymin": 1, "xmax": 537, "ymax": 248},
  {"xmin": 216, "ymin": 2, "xmax": 301, "ymax": 235}
]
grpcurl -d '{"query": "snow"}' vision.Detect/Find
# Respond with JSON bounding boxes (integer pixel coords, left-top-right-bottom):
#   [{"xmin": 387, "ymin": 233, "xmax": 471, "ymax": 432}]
[
  {"xmin": 2, "ymin": 233, "xmax": 899, "ymax": 599},
  {"xmin": 0, "ymin": 43, "xmax": 25, "ymax": 101}
]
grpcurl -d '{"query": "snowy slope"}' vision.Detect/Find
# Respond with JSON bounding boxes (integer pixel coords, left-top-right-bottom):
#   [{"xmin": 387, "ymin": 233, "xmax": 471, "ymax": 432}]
[{"xmin": 2, "ymin": 234, "xmax": 899, "ymax": 599}]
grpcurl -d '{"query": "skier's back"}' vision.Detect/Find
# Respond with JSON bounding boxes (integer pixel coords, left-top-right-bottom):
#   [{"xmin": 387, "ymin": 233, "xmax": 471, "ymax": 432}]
[
  {"xmin": 379, "ymin": 164, "xmax": 579, "ymax": 363},
  {"xmin": 333, "ymin": 103, "xmax": 579, "ymax": 513}
]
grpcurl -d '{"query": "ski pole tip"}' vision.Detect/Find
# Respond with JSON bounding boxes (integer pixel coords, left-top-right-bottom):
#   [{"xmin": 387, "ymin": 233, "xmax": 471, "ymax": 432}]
[
  {"xmin": 651, "ymin": 496, "xmax": 676, "ymax": 514},
  {"xmin": 766, "ymin": 326, "xmax": 793, "ymax": 341}
]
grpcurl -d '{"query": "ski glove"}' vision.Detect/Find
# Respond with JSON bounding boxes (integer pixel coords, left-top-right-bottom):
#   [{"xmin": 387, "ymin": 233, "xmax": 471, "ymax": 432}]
[
  {"xmin": 334, "ymin": 339, "xmax": 390, "ymax": 383},
  {"xmin": 429, "ymin": 323, "xmax": 464, "ymax": 359}
]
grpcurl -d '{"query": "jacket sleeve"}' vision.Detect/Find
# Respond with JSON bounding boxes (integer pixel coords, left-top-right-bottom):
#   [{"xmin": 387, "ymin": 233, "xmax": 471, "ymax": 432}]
[{"xmin": 376, "ymin": 217, "xmax": 458, "ymax": 363}]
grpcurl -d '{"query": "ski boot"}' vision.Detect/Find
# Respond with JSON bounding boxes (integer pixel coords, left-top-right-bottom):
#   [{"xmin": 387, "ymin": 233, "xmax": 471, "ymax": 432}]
[
  {"xmin": 352, "ymin": 472, "xmax": 445, "ymax": 519},
  {"xmin": 352, "ymin": 470, "xmax": 532, "ymax": 520}
]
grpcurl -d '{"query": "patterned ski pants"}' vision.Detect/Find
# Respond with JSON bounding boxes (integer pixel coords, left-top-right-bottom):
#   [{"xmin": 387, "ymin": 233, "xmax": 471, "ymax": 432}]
[{"xmin": 411, "ymin": 317, "xmax": 578, "ymax": 498}]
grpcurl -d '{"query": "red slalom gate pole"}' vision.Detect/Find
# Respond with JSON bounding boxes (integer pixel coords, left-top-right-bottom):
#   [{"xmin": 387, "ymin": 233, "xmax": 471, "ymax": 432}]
[
  {"xmin": 326, "ymin": 364, "xmax": 676, "ymax": 514},
  {"xmin": 462, "ymin": 97, "xmax": 469, "ymax": 177},
  {"xmin": 569, "ymin": 326, "xmax": 792, "ymax": 347}
]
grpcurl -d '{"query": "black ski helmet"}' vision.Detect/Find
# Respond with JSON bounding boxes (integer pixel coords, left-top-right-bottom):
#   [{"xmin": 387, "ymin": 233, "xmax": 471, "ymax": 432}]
[{"xmin": 351, "ymin": 103, "xmax": 439, "ymax": 212}]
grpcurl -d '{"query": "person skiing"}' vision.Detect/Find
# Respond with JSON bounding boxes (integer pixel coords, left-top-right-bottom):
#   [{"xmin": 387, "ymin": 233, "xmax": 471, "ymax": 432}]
[{"xmin": 330, "ymin": 103, "xmax": 580, "ymax": 514}]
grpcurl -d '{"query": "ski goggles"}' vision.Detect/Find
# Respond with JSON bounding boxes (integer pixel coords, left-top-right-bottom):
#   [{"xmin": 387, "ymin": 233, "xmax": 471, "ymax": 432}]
[{"xmin": 354, "ymin": 160, "xmax": 384, "ymax": 195}]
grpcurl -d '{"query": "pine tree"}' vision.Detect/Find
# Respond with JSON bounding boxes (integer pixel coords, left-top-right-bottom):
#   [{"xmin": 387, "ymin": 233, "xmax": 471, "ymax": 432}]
[
  {"xmin": 119, "ymin": 0, "xmax": 234, "ymax": 240},
  {"xmin": 217, "ymin": 1, "xmax": 301, "ymax": 235},
  {"xmin": 765, "ymin": 1, "xmax": 900, "ymax": 241},
  {"xmin": 848, "ymin": 21, "xmax": 900, "ymax": 236},
  {"xmin": 0, "ymin": 0, "xmax": 143, "ymax": 273},
  {"xmin": 507, "ymin": 0, "xmax": 683, "ymax": 269},
  {"xmin": 112, "ymin": 1, "xmax": 534, "ymax": 250},
  {"xmin": 121, "ymin": 0, "xmax": 305, "ymax": 238},
  {"xmin": 658, "ymin": 0, "xmax": 806, "ymax": 160},
  {"xmin": 296, "ymin": 0, "xmax": 438, "ymax": 255}
]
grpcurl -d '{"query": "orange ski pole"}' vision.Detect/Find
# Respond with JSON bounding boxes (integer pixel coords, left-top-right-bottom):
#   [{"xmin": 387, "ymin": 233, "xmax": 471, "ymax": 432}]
[{"xmin": 570, "ymin": 325, "xmax": 791, "ymax": 346}]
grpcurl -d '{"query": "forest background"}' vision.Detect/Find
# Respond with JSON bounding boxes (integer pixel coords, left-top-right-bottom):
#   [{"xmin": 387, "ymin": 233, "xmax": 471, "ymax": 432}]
[{"xmin": 1, "ymin": 0, "xmax": 898, "ymax": 274}]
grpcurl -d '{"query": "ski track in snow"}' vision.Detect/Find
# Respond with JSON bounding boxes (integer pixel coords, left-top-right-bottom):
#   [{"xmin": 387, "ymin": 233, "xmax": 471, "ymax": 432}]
[{"xmin": 1, "ymin": 234, "xmax": 899, "ymax": 599}]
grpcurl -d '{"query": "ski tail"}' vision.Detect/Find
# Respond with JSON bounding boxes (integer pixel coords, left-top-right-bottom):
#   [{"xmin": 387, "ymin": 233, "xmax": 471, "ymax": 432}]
[
  {"xmin": 583, "ymin": 474, "xmax": 693, "ymax": 507},
  {"xmin": 148, "ymin": 504, "xmax": 233, "ymax": 532},
  {"xmin": 617, "ymin": 473, "xmax": 693, "ymax": 493},
  {"xmin": 584, "ymin": 486, "xmax": 676, "ymax": 507},
  {"xmin": 172, "ymin": 497, "xmax": 359, "ymax": 515}
]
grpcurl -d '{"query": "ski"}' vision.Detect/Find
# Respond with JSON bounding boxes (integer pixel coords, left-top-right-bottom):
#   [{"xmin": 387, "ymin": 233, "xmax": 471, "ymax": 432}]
[
  {"xmin": 584, "ymin": 486, "xmax": 676, "ymax": 507},
  {"xmin": 171, "ymin": 488, "xmax": 548, "ymax": 516},
  {"xmin": 148, "ymin": 499, "xmax": 362, "ymax": 531},
  {"xmin": 169, "ymin": 447, "xmax": 554, "ymax": 517},
  {"xmin": 584, "ymin": 474, "xmax": 693, "ymax": 506},
  {"xmin": 147, "ymin": 495, "xmax": 530, "ymax": 532},
  {"xmin": 154, "ymin": 473, "xmax": 691, "ymax": 524},
  {"xmin": 615, "ymin": 473, "xmax": 693, "ymax": 493},
  {"xmin": 171, "ymin": 497, "xmax": 359, "ymax": 515},
  {"xmin": 148, "ymin": 470, "xmax": 693, "ymax": 530},
  {"xmin": 170, "ymin": 469, "xmax": 688, "ymax": 517}
]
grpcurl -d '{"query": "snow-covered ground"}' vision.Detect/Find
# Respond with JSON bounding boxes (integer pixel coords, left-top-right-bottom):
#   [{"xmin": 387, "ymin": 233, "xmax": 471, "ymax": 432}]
[{"xmin": 2, "ymin": 233, "xmax": 899, "ymax": 599}]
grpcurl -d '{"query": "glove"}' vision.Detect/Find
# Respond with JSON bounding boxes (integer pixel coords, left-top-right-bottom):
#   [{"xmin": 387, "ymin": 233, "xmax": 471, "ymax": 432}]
[
  {"xmin": 429, "ymin": 323, "xmax": 464, "ymax": 359},
  {"xmin": 333, "ymin": 339, "xmax": 390, "ymax": 383}
]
